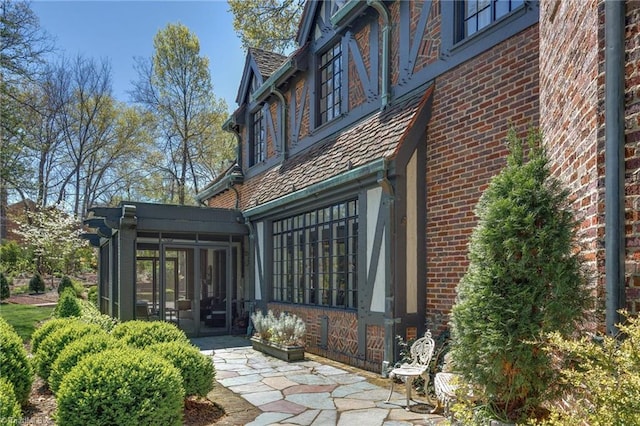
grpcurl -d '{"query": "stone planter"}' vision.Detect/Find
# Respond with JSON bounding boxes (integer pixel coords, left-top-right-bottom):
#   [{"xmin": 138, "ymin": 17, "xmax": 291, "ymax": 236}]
[{"xmin": 250, "ymin": 336, "xmax": 304, "ymax": 362}]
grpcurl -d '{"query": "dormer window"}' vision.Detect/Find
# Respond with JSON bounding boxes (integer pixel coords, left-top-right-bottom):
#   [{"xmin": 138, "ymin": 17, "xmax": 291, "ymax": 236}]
[
  {"xmin": 319, "ymin": 42, "xmax": 342, "ymax": 125},
  {"xmin": 457, "ymin": 0, "xmax": 525, "ymax": 42},
  {"xmin": 250, "ymin": 107, "xmax": 265, "ymax": 166}
]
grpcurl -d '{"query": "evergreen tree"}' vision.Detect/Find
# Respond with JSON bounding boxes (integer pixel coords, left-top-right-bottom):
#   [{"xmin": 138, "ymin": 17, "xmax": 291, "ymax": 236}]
[
  {"xmin": 29, "ymin": 273, "xmax": 45, "ymax": 294},
  {"xmin": 450, "ymin": 128, "xmax": 591, "ymax": 422},
  {"xmin": 0, "ymin": 272, "xmax": 9, "ymax": 300}
]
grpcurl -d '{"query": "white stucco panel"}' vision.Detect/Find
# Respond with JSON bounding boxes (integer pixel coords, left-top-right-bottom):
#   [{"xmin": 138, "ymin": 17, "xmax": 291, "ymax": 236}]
[
  {"xmin": 367, "ymin": 187, "xmax": 386, "ymax": 313},
  {"xmin": 255, "ymin": 221, "xmax": 263, "ymax": 301}
]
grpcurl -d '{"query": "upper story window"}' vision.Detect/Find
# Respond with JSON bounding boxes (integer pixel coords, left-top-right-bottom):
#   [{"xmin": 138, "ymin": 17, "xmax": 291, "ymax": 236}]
[
  {"xmin": 250, "ymin": 107, "xmax": 265, "ymax": 166},
  {"xmin": 457, "ymin": 0, "xmax": 525, "ymax": 42},
  {"xmin": 319, "ymin": 42, "xmax": 342, "ymax": 125}
]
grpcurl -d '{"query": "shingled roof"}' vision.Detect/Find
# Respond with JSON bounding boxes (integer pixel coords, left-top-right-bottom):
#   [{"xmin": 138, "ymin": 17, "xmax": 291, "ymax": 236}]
[
  {"xmin": 249, "ymin": 47, "xmax": 288, "ymax": 80},
  {"xmin": 245, "ymin": 85, "xmax": 434, "ymax": 208}
]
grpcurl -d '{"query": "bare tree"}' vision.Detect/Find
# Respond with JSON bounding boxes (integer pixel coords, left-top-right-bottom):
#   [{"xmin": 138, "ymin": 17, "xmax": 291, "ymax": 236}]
[
  {"xmin": 131, "ymin": 23, "xmax": 234, "ymax": 205},
  {"xmin": 0, "ymin": 0, "xmax": 53, "ymax": 241}
]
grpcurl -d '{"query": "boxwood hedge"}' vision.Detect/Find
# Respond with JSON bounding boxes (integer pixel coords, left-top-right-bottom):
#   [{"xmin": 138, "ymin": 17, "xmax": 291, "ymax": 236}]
[
  {"xmin": 111, "ymin": 320, "xmax": 189, "ymax": 349},
  {"xmin": 34, "ymin": 321, "xmax": 104, "ymax": 382},
  {"xmin": 0, "ymin": 377, "xmax": 22, "ymax": 425},
  {"xmin": 0, "ymin": 318, "xmax": 33, "ymax": 406},
  {"xmin": 49, "ymin": 333, "xmax": 123, "ymax": 394},
  {"xmin": 147, "ymin": 341, "xmax": 215, "ymax": 397},
  {"xmin": 56, "ymin": 348, "xmax": 184, "ymax": 426}
]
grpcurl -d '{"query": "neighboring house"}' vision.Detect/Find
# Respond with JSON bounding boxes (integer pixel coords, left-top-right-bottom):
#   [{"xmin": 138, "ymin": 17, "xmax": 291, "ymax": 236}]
[
  {"xmin": 1, "ymin": 200, "xmax": 36, "ymax": 244},
  {"xmin": 87, "ymin": 0, "xmax": 640, "ymax": 374}
]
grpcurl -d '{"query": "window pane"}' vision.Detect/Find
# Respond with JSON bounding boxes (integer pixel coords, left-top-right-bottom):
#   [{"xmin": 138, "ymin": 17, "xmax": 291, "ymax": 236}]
[{"xmin": 271, "ymin": 200, "xmax": 358, "ymax": 309}]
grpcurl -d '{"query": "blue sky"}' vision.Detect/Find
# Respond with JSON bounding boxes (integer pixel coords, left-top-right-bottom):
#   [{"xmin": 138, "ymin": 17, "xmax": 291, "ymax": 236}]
[{"xmin": 31, "ymin": 1, "xmax": 247, "ymax": 112}]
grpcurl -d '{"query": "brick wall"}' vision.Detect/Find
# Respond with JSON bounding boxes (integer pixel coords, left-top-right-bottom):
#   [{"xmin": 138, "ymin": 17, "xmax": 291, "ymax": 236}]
[
  {"xmin": 425, "ymin": 25, "xmax": 540, "ymax": 332},
  {"xmin": 624, "ymin": 1, "xmax": 640, "ymax": 313},
  {"xmin": 539, "ymin": 0, "xmax": 603, "ymax": 320},
  {"xmin": 266, "ymin": 302, "xmax": 381, "ymax": 372}
]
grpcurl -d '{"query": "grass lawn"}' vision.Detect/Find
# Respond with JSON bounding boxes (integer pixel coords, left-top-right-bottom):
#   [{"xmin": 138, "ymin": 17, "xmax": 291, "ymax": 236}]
[{"xmin": 0, "ymin": 303, "xmax": 55, "ymax": 342}]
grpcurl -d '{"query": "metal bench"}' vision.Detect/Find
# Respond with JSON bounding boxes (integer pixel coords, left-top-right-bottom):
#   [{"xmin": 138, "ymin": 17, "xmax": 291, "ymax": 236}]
[{"xmin": 385, "ymin": 330, "xmax": 435, "ymax": 411}]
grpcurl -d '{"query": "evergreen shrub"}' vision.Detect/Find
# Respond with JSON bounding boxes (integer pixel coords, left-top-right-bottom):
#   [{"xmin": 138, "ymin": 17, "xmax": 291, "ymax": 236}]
[
  {"xmin": 0, "ymin": 318, "xmax": 33, "ymax": 406},
  {"xmin": 450, "ymin": 129, "xmax": 592, "ymax": 423},
  {"xmin": 29, "ymin": 273, "xmax": 45, "ymax": 294},
  {"xmin": 0, "ymin": 377, "xmax": 22, "ymax": 425},
  {"xmin": 0, "ymin": 271, "xmax": 9, "ymax": 300},
  {"xmin": 87, "ymin": 285, "xmax": 98, "ymax": 306},
  {"xmin": 78, "ymin": 299, "xmax": 118, "ymax": 332},
  {"xmin": 49, "ymin": 333, "xmax": 123, "ymax": 394},
  {"xmin": 111, "ymin": 320, "xmax": 189, "ymax": 349},
  {"xmin": 54, "ymin": 287, "xmax": 82, "ymax": 318},
  {"xmin": 56, "ymin": 348, "xmax": 184, "ymax": 426},
  {"xmin": 147, "ymin": 341, "xmax": 215, "ymax": 397},
  {"xmin": 539, "ymin": 313, "xmax": 640, "ymax": 425},
  {"xmin": 34, "ymin": 321, "xmax": 103, "ymax": 382},
  {"xmin": 57, "ymin": 276, "xmax": 75, "ymax": 295},
  {"xmin": 30, "ymin": 318, "xmax": 78, "ymax": 355}
]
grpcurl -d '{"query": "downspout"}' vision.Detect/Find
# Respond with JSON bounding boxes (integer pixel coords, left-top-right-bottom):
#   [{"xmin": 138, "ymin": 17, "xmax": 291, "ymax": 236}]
[
  {"xmin": 270, "ymin": 86, "xmax": 288, "ymax": 160},
  {"xmin": 378, "ymin": 159, "xmax": 397, "ymax": 376},
  {"xmin": 367, "ymin": 0, "xmax": 390, "ymax": 109},
  {"xmin": 604, "ymin": 0, "xmax": 625, "ymax": 336}
]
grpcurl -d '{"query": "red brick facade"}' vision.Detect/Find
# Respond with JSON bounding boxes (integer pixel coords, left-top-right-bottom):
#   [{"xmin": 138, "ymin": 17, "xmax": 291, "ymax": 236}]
[
  {"xmin": 540, "ymin": 1, "xmax": 640, "ymax": 317},
  {"xmin": 425, "ymin": 25, "xmax": 540, "ymax": 330}
]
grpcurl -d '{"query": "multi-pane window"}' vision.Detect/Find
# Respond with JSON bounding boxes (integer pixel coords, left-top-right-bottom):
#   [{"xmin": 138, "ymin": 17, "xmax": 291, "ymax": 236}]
[
  {"xmin": 273, "ymin": 200, "xmax": 358, "ymax": 309},
  {"xmin": 251, "ymin": 108, "xmax": 265, "ymax": 166},
  {"xmin": 319, "ymin": 42, "xmax": 342, "ymax": 124},
  {"xmin": 458, "ymin": 0, "xmax": 524, "ymax": 41}
]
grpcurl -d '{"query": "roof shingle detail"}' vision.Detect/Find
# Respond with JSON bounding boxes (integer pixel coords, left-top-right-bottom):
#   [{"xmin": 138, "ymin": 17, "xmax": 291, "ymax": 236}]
[
  {"xmin": 246, "ymin": 86, "xmax": 434, "ymax": 208},
  {"xmin": 249, "ymin": 47, "xmax": 288, "ymax": 80}
]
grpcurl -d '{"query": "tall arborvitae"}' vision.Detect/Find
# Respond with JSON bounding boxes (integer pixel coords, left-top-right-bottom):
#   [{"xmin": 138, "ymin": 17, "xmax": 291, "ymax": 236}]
[{"xmin": 450, "ymin": 128, "xmax": 592, "ymax": 422}]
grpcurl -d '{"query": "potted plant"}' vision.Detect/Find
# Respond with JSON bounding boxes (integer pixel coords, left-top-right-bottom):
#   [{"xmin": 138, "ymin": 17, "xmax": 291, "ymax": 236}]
[
  {"xmin": 449, "ymin": 129, "xmax": 592, "ymax": 423},
  {"xmin": 250, "ymin": 310, "xmax": 306, "ymax": 362}
]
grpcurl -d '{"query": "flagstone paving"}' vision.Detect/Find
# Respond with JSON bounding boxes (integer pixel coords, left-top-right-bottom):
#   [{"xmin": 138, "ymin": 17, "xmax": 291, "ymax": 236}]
[{"xmin": 192, "ymin": 336, "xmax": 446, "ymax": 426}]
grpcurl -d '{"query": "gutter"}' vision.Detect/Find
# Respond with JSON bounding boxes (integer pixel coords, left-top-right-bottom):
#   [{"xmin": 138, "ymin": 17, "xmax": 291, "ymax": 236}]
[
  {"xmin": 270, "ymin": 86, "xmax": 288, "ymax": 160},
  {"xmin": 251, "ymin": 59, "xmax": 294, "ymax": 104},
  {"xmin": 367, "ymin": 0, "xmax": 391, "ymax": 109},
  {"xmin": 244, "ymin": 158, "xmax": 387, "ymax": 219},
  {"xmin": 604, "ymin": 0, "xmax": 625, "ymax": 335}
]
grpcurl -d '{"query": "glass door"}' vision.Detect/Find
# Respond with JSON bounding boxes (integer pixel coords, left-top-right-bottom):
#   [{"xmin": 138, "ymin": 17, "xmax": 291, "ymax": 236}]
[
  {"xmin": 135, "ymin": 255, "xmax": 160, "ymax": 320},
  {"xmin": 199, "ymin": 247, "xmax": 228, "ymax": 333},
  {"xmin": 164, "ymin": 248, "xmax": 196, "ymax": 335}
]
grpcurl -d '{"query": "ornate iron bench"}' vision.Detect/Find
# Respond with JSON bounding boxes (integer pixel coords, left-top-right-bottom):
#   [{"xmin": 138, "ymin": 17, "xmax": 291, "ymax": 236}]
[{"xmin": 385, "ymin": 330, "xmax": 435, "ymax": 411}]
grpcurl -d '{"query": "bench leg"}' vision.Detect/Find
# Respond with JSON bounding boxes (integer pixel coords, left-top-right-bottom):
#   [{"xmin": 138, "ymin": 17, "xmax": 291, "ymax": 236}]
[
  {"xmin": 405, "ymin": 376, "xmax": 414, "ymax": 411},
  {"xmin": 385, "ymin": 380, "xmax": 395, "ymax": 403}
]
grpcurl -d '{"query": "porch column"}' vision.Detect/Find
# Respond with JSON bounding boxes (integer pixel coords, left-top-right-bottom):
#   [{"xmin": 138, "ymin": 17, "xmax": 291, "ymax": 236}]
[{"xmin": 117, "ymin": 205, "xmax": 137, "ymax": 321}]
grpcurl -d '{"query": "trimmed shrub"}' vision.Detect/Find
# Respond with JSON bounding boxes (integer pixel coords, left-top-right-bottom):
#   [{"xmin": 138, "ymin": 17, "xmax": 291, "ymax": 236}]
[
  {"xmin": 56, "ymin": 348, "xmax": 184, "ymax": 426},
  {"xmin": 0, "ymin": 318, "xmax": 33, "ymax": 406},
  {"xmin": 111, "ymin": 320, "xmax": 189, "ymax": 349},
  {"xmin": 54, "ymin": 287, "xmax": 82, "ymax": 318},
  {"xmin": 0, "ymin": 271, "xmax": 9, "ymax": 300},
  {"xmin": 87, "ymin": 285, "xmax": 98, "ymax": 306},
  {"xmin": 78, "ymin": 299, "xmax": 118, "ymax": 332},
  {"xmin": 57, "ymin": 275, "xmax": 74, "ymax": 295},
  {"xmin": 49, "ymin": 333, "xmax": 122, "ymax": 394},
  {"xmin": 34, "ymin": 321, "xmax": 103, "ymax": 382},
  {"xmin": 30, "ymin": 318, "xmax": 78, "ymax": 355},
  {"xmin": 0, "ymin": 377, "xmax": 22, "ymax": 424},
  {"xmin": 147, "ymin": 341, "xmax": 215, "ymax": 397},
  {"xmin": 29, "ymin": 273, "xmax": 45, "ymax": 294}
]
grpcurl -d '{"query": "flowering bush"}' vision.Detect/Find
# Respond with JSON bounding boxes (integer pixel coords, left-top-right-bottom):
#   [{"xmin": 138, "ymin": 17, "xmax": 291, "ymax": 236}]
[{"xmin": 251, "ymin": 310, "xmax": 305, "ymax": 346}]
